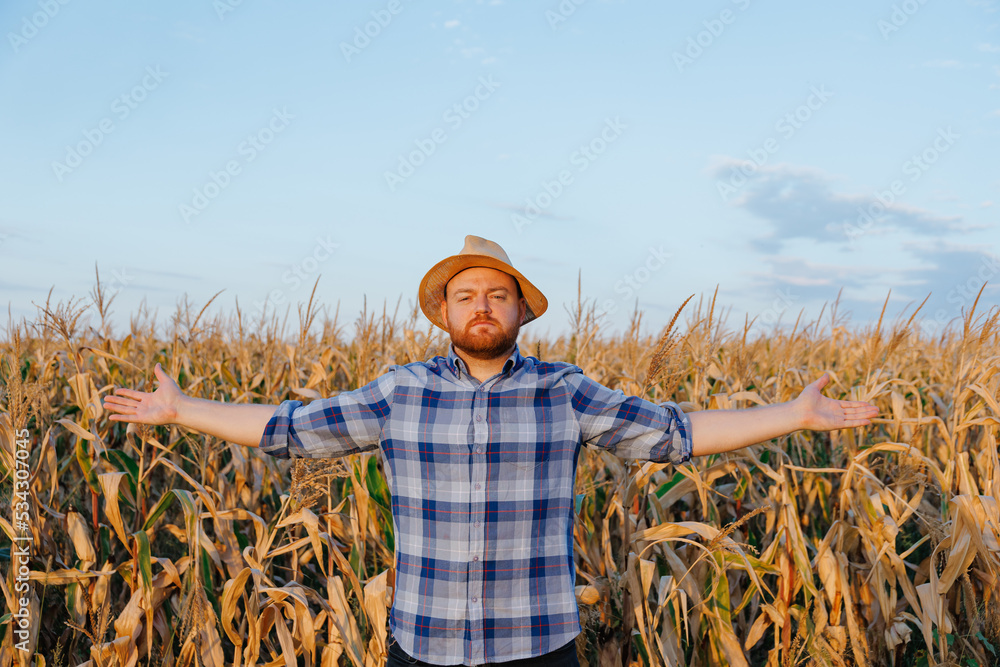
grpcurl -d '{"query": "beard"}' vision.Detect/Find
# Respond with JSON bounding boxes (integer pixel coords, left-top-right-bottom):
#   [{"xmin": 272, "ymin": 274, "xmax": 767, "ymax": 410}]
[{"xmin": 449, "ymin": 315, "xmax": 520, "ymax": 360}]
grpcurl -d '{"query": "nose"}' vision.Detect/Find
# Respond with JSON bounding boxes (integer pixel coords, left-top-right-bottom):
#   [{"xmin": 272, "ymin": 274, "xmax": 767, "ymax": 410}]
[{"xmin": 474, "ymin": 294, "xmax": 492, "ymax": 314}]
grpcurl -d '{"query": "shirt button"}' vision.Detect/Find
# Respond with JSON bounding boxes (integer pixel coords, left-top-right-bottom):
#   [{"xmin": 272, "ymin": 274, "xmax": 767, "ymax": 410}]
[
  {"xmin": 472, "ymin": 597, "xmax": 477, "ymax": 603},
  {"xmin": 475, "ymin": 521, "xmax": 481, "ymax": 527},
  {"xmin": 473, "ymin": 556, "xmax": 479, "ymax": 561},
  {"xmin": 476, "ymin": 447, "xmax": 483, "ymax": 454},
  {"xmin": 475, "ymin": 483, "xmax": 481, "ymax": 490},
  {"xmin": 475, "ymin": 414, "xmax": 483, "ymax": 422}
]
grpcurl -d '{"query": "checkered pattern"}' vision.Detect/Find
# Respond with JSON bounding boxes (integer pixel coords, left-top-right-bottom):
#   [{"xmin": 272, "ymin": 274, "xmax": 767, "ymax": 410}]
[{"xmin": 260, "ymin": 344, "xmax": 691, "ymax": 666}]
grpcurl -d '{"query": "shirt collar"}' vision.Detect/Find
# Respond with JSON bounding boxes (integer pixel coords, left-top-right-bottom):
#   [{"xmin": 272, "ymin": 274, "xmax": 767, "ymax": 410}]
[{"xmin": 447, "ymin": 343, "xmax": 523, "ymax": 380}]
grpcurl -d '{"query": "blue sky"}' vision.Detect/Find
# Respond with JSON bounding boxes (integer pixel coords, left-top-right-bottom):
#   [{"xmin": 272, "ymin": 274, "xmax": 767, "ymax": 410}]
[{"xmin": 1, "ymin": 0, "xmax": 998, "ymax": 340}]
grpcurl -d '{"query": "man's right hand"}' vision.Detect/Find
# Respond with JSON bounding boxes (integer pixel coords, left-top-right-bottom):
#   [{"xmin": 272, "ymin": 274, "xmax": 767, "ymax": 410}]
[{"xmin": 104, "ymin": 363, "xmax": 181, "ymax": 426}]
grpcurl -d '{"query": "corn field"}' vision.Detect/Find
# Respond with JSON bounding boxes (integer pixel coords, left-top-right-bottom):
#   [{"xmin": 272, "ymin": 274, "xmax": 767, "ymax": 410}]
[{"xmin": 1, "ymin": 281, "xmax": 999, "ymax": 667}]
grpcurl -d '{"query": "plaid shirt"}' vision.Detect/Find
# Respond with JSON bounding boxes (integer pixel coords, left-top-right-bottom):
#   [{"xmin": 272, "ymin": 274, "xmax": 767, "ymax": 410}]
[{"xmin": 260, "ymin": 344, "xmax": 692, "ymax": 665}]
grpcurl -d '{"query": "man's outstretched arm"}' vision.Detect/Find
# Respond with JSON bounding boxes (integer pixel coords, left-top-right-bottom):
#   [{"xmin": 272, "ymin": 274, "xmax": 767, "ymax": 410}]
[
  {"xmin": 688, "ymin": 373, "xmax": 878, "ymax": 457},
  {"xmin": 103, "ymin": 363, "xmax": 276, "ymax": 448}
]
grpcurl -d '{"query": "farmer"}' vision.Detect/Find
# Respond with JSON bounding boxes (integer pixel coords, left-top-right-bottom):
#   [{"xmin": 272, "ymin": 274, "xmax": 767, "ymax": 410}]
[{"xmin": 103, "ymin": 235, "xmax": 878, "ymax": 667}]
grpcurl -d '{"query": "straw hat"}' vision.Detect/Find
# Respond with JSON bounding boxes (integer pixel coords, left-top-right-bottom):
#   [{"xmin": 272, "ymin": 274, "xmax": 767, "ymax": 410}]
[{"xmin": 419, "ymin": 235, "xmax": 548, "ymax": 331}]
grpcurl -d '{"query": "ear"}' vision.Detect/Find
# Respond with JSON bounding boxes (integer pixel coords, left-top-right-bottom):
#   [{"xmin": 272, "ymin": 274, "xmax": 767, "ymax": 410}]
[
  {"xmin": 440, "ymin": 299, "xmax": 449, "ymax": 329},
  {"xmin": 519, "ymin": 297, "xmax": 527, "ymax": 325}
]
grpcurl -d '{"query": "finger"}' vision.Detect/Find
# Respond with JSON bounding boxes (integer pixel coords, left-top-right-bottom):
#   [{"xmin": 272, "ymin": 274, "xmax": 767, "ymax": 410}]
[
  {"xmin": 811, "ymin": 373, "xmax": 830, "ymax": 391},
  {"xmin": 837, "ymin": 403, "xmax": 879, "ymax": 415},
  {"xmin": 104, "ymin": 395, "xmax": 139, "ymax": 408},
  {"xmin": 841, "ymin": 403, "xmax": 878, "ymax": 413},
  {"xmin": 154, "ymin": 362, "xmax": 172, "ymax": 385},
  {"xmin": 109, "ymin": 413, "xmax": 142, "ymax": 423},
  {"xmin": 113, "ymin": 387, "xmax": 148, "ymax": 400},
  {"xmin": 104, "ymin": 405, "xmax": 139, "ymax": 415}
]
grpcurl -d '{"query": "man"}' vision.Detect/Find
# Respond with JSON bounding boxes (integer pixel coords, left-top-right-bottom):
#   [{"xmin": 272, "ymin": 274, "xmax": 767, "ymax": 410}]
[{"xmin": 103, "ymin": 236, "xmax": 878, "ymax": 667}]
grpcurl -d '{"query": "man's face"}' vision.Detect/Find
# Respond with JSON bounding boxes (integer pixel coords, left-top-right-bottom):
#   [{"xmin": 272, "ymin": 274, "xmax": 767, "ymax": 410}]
[{"xmin": 440, "ymin": 267, "xmax": 526, "ymax": 360}]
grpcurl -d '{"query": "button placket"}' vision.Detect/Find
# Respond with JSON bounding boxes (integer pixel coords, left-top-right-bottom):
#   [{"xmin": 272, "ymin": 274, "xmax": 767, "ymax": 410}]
[{"xmin": 467, "ymin": 383, "xmax": 489, "ymax": 662}]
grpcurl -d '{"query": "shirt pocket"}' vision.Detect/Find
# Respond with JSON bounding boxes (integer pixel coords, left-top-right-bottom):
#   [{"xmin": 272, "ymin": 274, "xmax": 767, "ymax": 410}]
[{"xmin": 496, "ymin": 403, "xmax": 553, "ymax": 471}]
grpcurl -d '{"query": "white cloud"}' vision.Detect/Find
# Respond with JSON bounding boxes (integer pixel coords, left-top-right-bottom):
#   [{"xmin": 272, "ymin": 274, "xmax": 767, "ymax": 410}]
[
  {"xmin": 709, "ymin": 160, "xmax": 964, "ymax": 252},
  {"xmin": 732, "ymin": 244, "xmax": 1000, "ymax": 328},
  {"xmin": 968, "ymin": 0, "xmax": 999, "ymax": 13},
  {"xmin": 924, "ymin": 59, "xmax": 963, "ymax": 68},
  {"xmin": 444, "ymin": 19, "xmax": 461, "ymax": 28}
]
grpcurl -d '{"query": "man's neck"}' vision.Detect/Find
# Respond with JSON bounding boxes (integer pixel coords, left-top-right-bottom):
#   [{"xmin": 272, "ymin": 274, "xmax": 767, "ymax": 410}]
[{"xmin": 452, "ymin": 345, "xmax": 514, "ymax": 384}]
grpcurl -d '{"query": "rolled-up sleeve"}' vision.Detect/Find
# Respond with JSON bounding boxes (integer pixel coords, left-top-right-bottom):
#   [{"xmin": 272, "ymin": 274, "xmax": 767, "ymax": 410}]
[
  {"xmin": 259, "ymin": 370, "xmax": 396, "ymax": 459},
  {"xmin": 565, "ymin": 372, "xmax": 692, "ymax": 464}
]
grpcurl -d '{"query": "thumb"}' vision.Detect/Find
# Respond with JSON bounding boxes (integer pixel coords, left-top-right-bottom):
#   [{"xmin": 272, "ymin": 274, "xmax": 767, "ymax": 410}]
[
  {"xmin": 153, "ymin": 362, "xmax": 172, "ymax": 387},
  {"xmin": 810, "ymin": 373, "xmax": 830, "ymax": 392}
]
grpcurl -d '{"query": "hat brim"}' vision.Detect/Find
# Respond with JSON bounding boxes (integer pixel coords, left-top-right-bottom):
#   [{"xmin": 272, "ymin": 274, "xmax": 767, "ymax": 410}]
[{"xmin": 419, "ymin": 254, "xmax": 547, "ymax": 332}]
